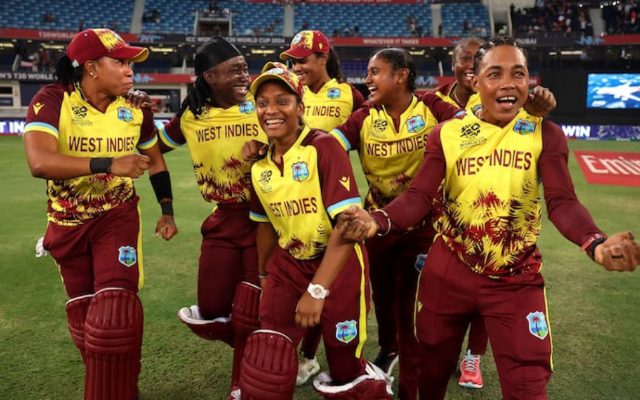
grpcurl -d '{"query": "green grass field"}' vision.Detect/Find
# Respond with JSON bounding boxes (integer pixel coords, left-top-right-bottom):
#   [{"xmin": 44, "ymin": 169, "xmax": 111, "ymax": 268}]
[{"xmin": 1, "ymin": 136, "xmax": 639, "ymax": 399}]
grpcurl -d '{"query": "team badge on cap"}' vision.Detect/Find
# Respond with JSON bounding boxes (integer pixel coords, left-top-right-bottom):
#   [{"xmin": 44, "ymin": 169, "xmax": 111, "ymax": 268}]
[
  {"xmin": 280, "ymin": 30, "xmax": 330, "ymax": 60},
  {"xmin": 118, "ymin": 246, "xmax": 137, "ymax": 267},
  {"xmin": 335, "ymin": 320, "xmax": 358, "ymax": 344},
  {"xmin": 526, "ymin": 311, "xmax": 549, "ymax": 340}
]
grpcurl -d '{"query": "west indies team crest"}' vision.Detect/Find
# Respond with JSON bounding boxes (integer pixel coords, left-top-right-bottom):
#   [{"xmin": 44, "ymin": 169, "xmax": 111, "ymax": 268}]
[
  {"xmin": 335, "ymin": 320, "xmax": 358, "ymax": 344},
  {"xmin": 327, "ymin": 88, "xmax": 341, "ymax": 99},
  {"xmin": 118, "ymin": 246, "xmax": 137, "ymax": 267},
  {"xmin": 239, "ymin": 100, "xmax": 255, "ymax": 114},
  {"xmin": 292, "ymin": 161, "xmax": 309, "ymax": 182},
  {"xmin": 514, "ymin": 119, "xmax": 536, "ymax": 135},
  {"xmin": 526, "ymin": 311, "xmax": 549, "ymax": 340},
  {"xmin": 406, "ymin": 115, "xmax": 425, "ymax": 133},
  {"xmin": 117, "ymin": 107, "xmax": 133, "ymax": 122}
]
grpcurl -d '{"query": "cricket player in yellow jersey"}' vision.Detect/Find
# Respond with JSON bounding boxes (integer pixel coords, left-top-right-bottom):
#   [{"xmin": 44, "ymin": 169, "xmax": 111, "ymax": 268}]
[
  {"xmin": 339, "ymin": 37, "xmax": 639, "ymax": 400},
  {"xmin": 23, "ymin": 29, "xmax": 177, "ymax": 400},
  {"xmin": 158, "ymin": 38, "xmax": 267, "ymax": 399},
  {"xmin": 432, "ymin": 36, "xmax": 557, "ymax": 389},
  {"xmin": 330, "ymin": 47, "xmax": 461, "ymax": 400},
  {"xmin": 271, "ymin": 29, "xmax": 366, "ymax": 385},
  {"xmin": 238, "ymin": 67, "xmax": 393, "ymax": 399}
]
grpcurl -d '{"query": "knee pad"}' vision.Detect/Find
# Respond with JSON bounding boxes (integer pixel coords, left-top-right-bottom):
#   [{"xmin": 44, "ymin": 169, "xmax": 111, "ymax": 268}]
[
  {"xmin": 65, "ymin": 294, "xmax": 93, "ymax": 359},
  {"xmin": 178, "ymin": 305, "xmax": 234, "ymax": 347},
  {"xmin": 231, "ymin": 281, "xmax": 262, "ymax": 337},
  {"xmin": 84, "ymin": 288, "xmax": 143, "ymax": 400},
  {"xmin": 313, "ymin": 362, "xmax": 394, "ymax": 399},
  {"xmin": 239, "ymin": 330, "xmax": 298, "ymax": 400}
]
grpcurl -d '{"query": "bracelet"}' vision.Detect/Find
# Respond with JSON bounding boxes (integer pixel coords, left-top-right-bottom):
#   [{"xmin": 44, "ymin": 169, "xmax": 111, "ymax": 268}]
[
  {"xmin": 581, "ymin": 233, "xmax": 607, "ymax": 261},
  {"xmin": 89, "ymin": 157, "xmax": 112, "ymax": 174},
  {"xmin": 160, "ymin": 201, "xmax": 174, "ymax": 216},
  {"xmin": 150, "ymin": 171, "xmax": 173, "ymax": 203},
  {"xmin": 372, "ymin": 209, "xmax": 391, "ymax": 237}
]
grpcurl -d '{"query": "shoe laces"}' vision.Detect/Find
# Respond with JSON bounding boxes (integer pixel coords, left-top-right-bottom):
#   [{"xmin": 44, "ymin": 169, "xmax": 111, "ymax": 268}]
[{"xmin": 461, "ymin": 350, "xmax": 480, "ymax": 373}]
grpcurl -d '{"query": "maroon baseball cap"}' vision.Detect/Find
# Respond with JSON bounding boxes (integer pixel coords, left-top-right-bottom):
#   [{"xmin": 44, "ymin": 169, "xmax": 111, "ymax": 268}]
[
  {"xmin": 67, "ymin": 28, "xmax": 149, "ymax": 67},
  {"xmin": 280, "ymin": 30, "xmax": 330, "ymax": 61}
]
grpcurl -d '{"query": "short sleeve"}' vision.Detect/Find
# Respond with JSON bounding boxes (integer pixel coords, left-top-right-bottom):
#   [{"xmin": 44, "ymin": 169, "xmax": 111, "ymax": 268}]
[
  {"xmin": 330, "ymin": 104, "xmax": 370, "ymax": 151},
  {"xmin": 313, "ymin": 133, "xmax": 362, "ymax": 219},
  {"xmin": 24, "ymin": 84, "xmax": 65, "ymax": 140},
  {"xmin": 158, "ymin": 114, "xmax": 186, "ymax": 149}
]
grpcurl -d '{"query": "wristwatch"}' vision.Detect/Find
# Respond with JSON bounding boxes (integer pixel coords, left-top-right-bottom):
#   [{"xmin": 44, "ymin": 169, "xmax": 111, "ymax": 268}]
[{"xmin": 307, "ymin": 283, "xmax": 330, "ymax": 300}]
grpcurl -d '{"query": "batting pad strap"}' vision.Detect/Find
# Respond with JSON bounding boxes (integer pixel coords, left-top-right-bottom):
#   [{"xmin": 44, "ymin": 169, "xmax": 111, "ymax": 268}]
[
  {"xmin": 313, "ymin": 362, "xmax": 394, "ymax": 399},
  {"xmin": 84, "ymin": 288, "xmax": 143, "ymax": 400},
  {"xmin": 177, "ymin": 305, "xmax": 234, "ymax": 346},
  {"xmin": 239, "ymin": 330, "xmax": 298, "ymax": 400},
  {"xmin": 231, "ymin": 281, "xmax": 262, "ymax": 337}
]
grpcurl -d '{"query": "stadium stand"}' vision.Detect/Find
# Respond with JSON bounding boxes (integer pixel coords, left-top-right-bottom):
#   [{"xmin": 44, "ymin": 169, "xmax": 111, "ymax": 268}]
[{"xmin": 441, "ymin": 2, "xmax": 491, "ymax": 37}]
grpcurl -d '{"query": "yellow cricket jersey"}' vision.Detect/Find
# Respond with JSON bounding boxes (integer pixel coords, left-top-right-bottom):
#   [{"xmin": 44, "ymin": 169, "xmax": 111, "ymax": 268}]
[
  {"xmin": 437, "ymin": 109, "xmax": 544, "ymax": 275},
  {"xmin": 331, "ymin": 94, "xmax": 460, "ymax": 209},
  {"xmin": 159, "ymin": 96, "xmax": 267, "ymax": 204},
  {"xmin": 24, "ymin": 83, "xmax": 157, "ymax": 226},
  {"xmin": 302, "ymin": 79, "xmax": 363, "ymax": 131},
  {"xmin": 249, "ymin": 127, "xmax": 362, "ymax": 260}
]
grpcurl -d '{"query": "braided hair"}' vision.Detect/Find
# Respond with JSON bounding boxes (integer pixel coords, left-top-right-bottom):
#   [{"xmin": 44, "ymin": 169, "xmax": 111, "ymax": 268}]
[
  {"xmin": 371, "ymin": 48, "xmax": 417, "ymax": 92},
  {"xmin": 473, "ymin": 36, "xmax": 527, "ymax": 74}
]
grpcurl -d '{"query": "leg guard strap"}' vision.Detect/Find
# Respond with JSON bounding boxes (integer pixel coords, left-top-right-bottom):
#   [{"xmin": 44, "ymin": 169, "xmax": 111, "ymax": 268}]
[
  {"xmin": 313, "ymin": 362, "xmax": 394, "ymax": 399},
  {"xmin": 178, "ymin": 305, "xmax": 234, "ymax": 347},
  {"xmin": 231, "ymin": 281, "xmax": 261, "ymax": 337},
  {"xmin": 65, "ymin": 294, "xmax": 93, "ymax": 362}
]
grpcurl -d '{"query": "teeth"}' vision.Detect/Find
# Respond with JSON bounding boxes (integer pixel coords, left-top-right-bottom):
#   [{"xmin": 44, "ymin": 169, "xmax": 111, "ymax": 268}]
[
  {"xmin": 497, "ymin": 96, "xmax": 516, "ymax": 102},
  {"xmin": 265, "ymin": 119, "xmax": 284, "ymax": 126}
]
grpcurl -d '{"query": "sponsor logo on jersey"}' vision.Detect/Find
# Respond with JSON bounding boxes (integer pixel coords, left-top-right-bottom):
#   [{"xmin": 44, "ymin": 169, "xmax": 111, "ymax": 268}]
[
  {"xmin": 117, "ymin": 107, "xmax": 133, "ymax": 122},
  {"xmin": 406, "ymin": 115, "xmax": 426, "ymax": 133},
  {"xmin": 371, "ymin": 119, "xmax": 388, "ymax": 137},
  {"xmin": 514, "ymin": 119, "xmax": 536, "ymax": 135},
  {"xmin": 258, "ymin": 169, "xmax": 273, "ymax": 192},
  {"xmin": 72, "ymin": 105, "xmax": 88, "ymax": 118},
  {"xmin": 239, "ymin": 100, "xmax": 255, "ymax": 114},
  {"xmin": 526, "ymin": 311, "xmax": 549, "ymax": 340},
  {"xmin": 33, "ymin": 102, "xmax": 44, "ymax": 115},
  {"xmin": 292, "ymin": 162, "xmax": 309, "ymax": 182},
  {"xmin": 339, "ymin": 176, "xmax": 350, "ymax": 191},
  {"xmin": 335, "ymin": 320, "xmax": 357, "ymax": 344},
  {"xmin": 118, "ymin": 246, "xmax": 137, "ymax": 267},
  {"xmin": 327, "ymin": 88, "xmax": 341, "ymax": 99}
]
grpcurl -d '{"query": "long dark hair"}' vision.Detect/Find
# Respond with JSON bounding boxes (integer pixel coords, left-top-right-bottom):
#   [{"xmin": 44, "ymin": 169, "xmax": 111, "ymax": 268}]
[
  {"xmin": 371, "ymin": 48, "xmax": 417, "ymax": 92},
  {"xmin": 473, "ymin": 36, "xmax": 527, "ymax": 74},
  {"xmin": 180, "ymin": 75, "xmax": 212, "ymax": 118},
  {"xmin": 325, "ymin": 48, "xmax": 343, "ymax": 81},
  {"xmin": 54, "ymin": 54, "xmax": 83, "ymax": 86}
]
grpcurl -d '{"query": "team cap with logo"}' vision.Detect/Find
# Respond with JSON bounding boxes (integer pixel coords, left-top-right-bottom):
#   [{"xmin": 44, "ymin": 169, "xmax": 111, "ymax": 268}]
[
  {"xmin": 250, "ymin": 67, "xmax": 304, "ymax": 99},
  {"xmin": 67, "ymin": 28, "xmax": 149, "ymax": 67},
  {"xmin": 280, "ymin": 30, "xmax": 330, "ymax": 61}
]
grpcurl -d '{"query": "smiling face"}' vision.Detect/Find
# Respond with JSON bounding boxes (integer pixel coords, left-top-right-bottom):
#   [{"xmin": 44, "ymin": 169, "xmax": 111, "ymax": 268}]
[
  {"xmin": 204, "ymin": 55, "xmax": 249, "ymax": 108},
  {"xmin": 290, "ymin": 53, "xmax": 327, "ymax": 88},
  {"xmin": 365, "ymin": 54, "xmax": 408, "ymax": 106},
  {"xmin": 255, "ymin": 80, "xmax": 304, "ymax": 145},
  {"xmin": 453, "ymin": 42, "xmax": 481, "ymax": 93},
  {"xmin": 473, "ymin": 45, "xmax": 529, "ymax": 127}
]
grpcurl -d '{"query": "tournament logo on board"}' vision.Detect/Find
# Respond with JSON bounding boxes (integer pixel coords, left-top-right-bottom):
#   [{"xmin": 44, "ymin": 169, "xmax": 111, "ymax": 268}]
[
  {"xmin": 292, "ymin": 162, "xmax": 309, "ymax": 182},
  {"xmin": 327, "ymin": 88, "xmax": 341, "ymax": 99},
  {"xmin": 117, "ymin": 107, "xmax": 133, "ymax": 122},
  {"xmin": 406, "ymin": 115, "xmax": 425, "ymax": 133},
  {"xmin": 335, "ymin": 320, "xmax": 357, "ymax": 344},
  {"xmin": 118, "ymin": 246, "xmax": 137, "ymax": 267},
  {"xmin": 526, "ymin": 311, "xmax": 549, "ymax": 340}
]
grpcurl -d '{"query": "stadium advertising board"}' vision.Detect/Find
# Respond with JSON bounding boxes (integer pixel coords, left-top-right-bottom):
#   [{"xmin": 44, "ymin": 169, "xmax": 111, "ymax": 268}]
[
  {"xmin": 574, "ymin": 151, "xmax": 640, "ymax": 187},
  {"xmin": 586, "ymin": 73, "xmax": 640, "ymax": 110}
]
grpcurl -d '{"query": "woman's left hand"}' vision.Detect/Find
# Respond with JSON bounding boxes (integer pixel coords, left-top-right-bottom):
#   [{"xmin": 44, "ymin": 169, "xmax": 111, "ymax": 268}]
[
  {"xmin": 125, "ymin": 90, "xmax": 152, "ymax": 109},
  {"xmin": 295, "ymin": 292, "xmax": 324, "ymax": 328},
  {"xmin": 523, "ymin": 86, "xmax": 557, "ymax": 117}
]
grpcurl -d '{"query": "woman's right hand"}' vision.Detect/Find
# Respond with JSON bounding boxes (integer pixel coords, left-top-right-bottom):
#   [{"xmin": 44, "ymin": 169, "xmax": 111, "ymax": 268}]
[
  {"xmin": 336, "ymin": 206, "xmax": 378, "ymax": 241},
  {"xmin": 111, "ymin": 154, "xmax": 151, "ymax": 178}
]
